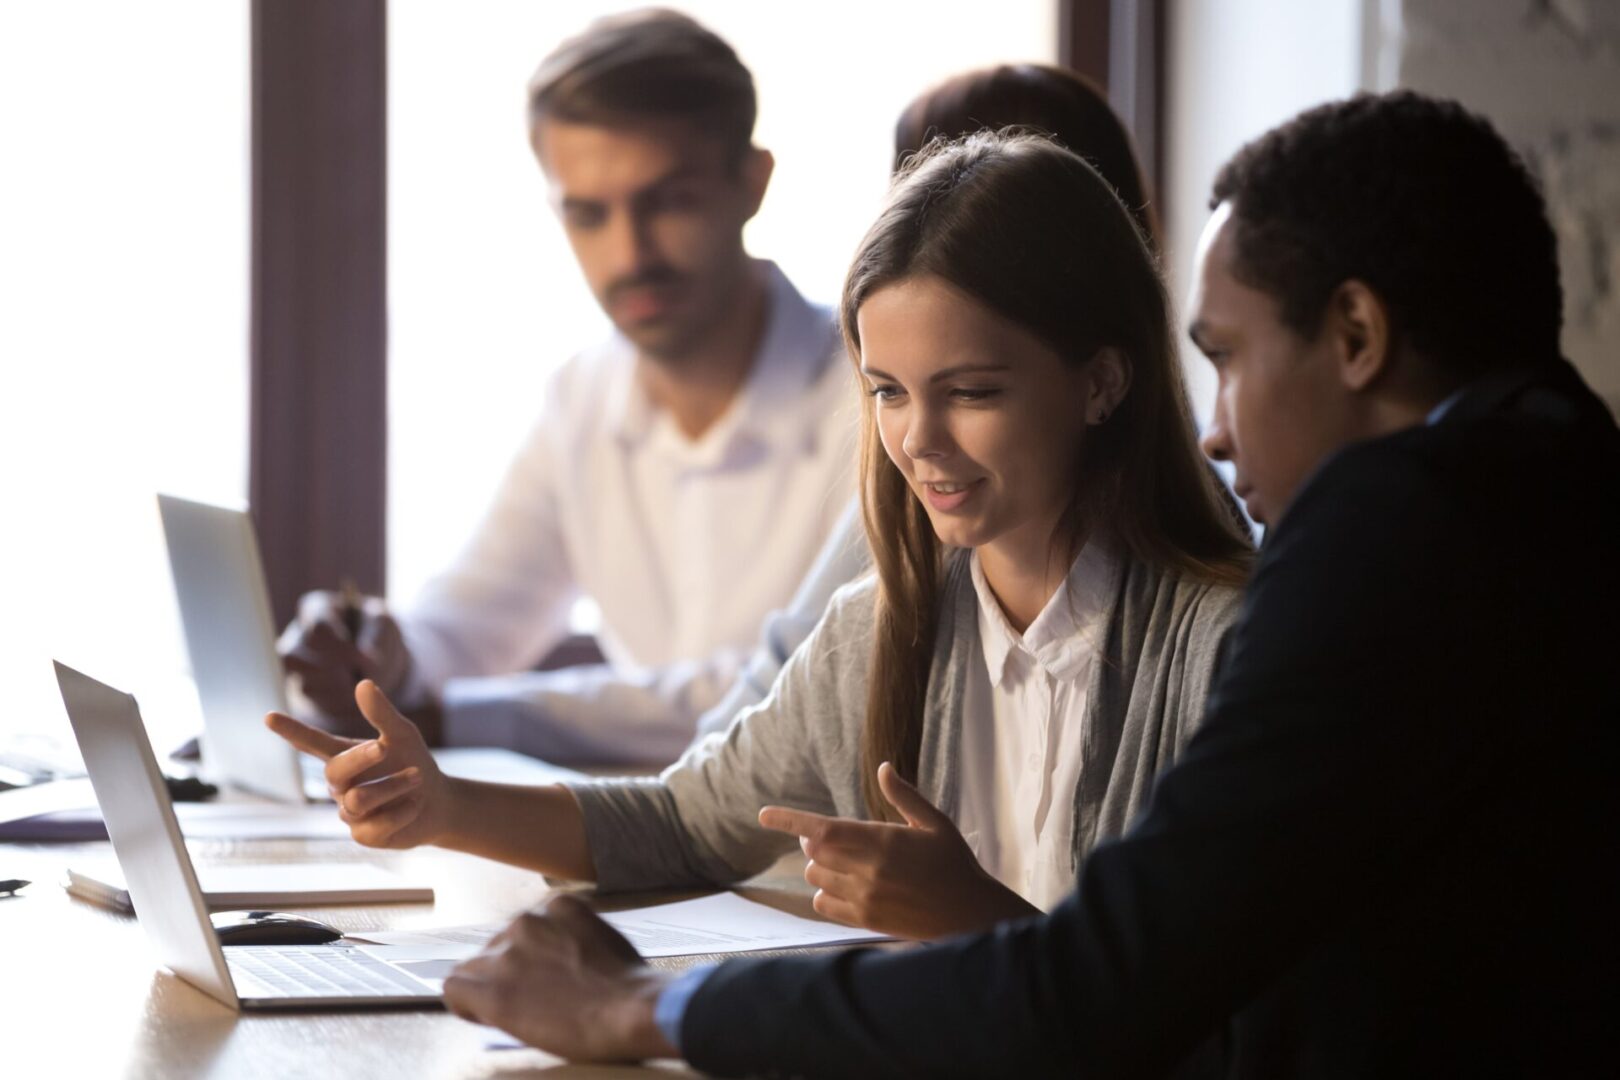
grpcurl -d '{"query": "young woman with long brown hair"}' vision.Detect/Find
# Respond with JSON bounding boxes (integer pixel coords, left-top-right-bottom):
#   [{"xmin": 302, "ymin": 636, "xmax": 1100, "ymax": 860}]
[
  {"xmin": 691, "ymin": 62, "xmax": 1247, "ymax": 743},
  {"xmin": 268, "ymin": 131, "xmax": 1251, "ymax": 940}
]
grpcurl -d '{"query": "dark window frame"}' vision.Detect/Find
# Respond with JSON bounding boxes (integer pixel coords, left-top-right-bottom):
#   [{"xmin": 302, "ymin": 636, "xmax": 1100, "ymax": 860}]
[
  {"xmin": 1059, "ymin": 0, "xmax": 1167, "ymax": 226},
  {"xmin": 250, "ymin": 0, "xmax": 388, "ymax": 627}
]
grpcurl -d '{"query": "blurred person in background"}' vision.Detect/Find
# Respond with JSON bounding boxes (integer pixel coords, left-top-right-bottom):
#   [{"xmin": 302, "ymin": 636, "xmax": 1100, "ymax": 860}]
[{"xmin": 279, "ymin": 9, "xmax": 854, "ymax": 765}]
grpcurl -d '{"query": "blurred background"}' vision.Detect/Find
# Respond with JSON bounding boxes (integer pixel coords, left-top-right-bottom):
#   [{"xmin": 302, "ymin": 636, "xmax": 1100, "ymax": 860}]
[{"xmin": 2, "ymin": 0, "xmax": 1616, "ymax": 758}]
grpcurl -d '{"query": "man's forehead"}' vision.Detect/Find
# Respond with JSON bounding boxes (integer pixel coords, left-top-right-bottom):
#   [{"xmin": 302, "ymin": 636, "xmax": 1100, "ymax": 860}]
[
  {"xmin": 1194, "ymin": 203, "xmax": 1240, "ymax": 281},
  {"xmin": 534, "ymin": 117, "xmax": 725, "ymax": 192},
  {"xmin": 1186, "ymin": 204, "xmax": 1237, "ymax": 329},
  {"xmin": 1187, "ymin": 204, "xmax": 1287, "ymax": 331}
]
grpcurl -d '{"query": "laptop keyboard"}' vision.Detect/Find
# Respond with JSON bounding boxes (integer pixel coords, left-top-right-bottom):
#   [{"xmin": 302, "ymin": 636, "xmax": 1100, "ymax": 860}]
[{"xmin": 228, "ymin": 945, "xmax": 437, "ymax": 999}]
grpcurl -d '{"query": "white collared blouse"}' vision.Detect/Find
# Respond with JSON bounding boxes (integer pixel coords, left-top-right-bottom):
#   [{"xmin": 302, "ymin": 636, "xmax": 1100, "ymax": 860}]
[{"xmin": 958, "ymin": 541, "xmax": 1119, "ymax": 909}]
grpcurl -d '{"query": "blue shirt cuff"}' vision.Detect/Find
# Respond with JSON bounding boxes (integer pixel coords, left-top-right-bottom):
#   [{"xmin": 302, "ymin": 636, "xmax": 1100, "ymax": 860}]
[{"xmin": 654, "ymin": 963, "xmax": 719, "ymax": 1053}]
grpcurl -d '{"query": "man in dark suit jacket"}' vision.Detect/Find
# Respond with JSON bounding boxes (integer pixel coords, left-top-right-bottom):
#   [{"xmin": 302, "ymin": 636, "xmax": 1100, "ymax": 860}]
[{"xmin": 441, "ymin": 92, "xmax": 1620, "ymax": 1077}]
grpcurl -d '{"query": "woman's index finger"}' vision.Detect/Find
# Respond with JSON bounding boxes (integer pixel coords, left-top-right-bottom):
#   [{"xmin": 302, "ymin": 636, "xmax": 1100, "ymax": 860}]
[
  {"xmin": 758, "ymin": 805, "xmax": 836, "ymax": 841},
  {"xmin": 264, "ymin": 712, "xmax": 352, "ymax": 761}
]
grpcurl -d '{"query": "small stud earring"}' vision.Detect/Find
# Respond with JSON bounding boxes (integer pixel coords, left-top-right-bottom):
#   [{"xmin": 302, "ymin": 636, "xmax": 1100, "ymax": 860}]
[{"xmin": 1095, "ymin": 408, "xmax": 1109, "ymax": 424}]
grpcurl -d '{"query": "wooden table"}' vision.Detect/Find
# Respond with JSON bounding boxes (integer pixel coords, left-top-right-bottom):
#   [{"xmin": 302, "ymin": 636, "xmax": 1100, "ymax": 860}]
[{"xmin": 0, "ymin": 826, "xmax": 821, "ymax": 1078}]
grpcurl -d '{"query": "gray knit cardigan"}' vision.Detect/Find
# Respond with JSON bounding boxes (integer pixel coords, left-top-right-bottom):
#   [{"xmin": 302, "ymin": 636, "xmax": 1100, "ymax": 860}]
[{"xmin": 570, "ymin": 550, "xmax": 1243, "ymax": 891}]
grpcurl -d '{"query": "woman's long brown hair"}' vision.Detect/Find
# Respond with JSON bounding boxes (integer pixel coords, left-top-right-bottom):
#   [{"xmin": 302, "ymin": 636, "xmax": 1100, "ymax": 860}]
[{"xmin": 846, "ymin": 132, "xmax": 1252, "ymax": 820}]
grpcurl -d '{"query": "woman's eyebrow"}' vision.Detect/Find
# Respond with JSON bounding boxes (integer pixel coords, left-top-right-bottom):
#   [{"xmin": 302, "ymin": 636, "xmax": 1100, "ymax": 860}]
[
  {"xmin": 928, "ymin": 363, "xmax": 1010, "ymax": 382},
  {"xmin": 859, "ymin": 362, "xmax": 1012, "ymax": 382}
]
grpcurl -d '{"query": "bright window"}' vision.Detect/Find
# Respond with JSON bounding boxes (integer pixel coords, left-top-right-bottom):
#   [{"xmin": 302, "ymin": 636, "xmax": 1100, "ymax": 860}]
[
  {"xmin": 0, "ymin": 2, "xmax": 249, "ymax": 755},
  {"xmin": 1164, "ymin": 0, "xmax": 1381, "ymax": 422}
]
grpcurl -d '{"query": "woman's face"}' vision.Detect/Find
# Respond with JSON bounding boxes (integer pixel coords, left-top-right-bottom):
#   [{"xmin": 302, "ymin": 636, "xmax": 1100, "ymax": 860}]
[{"xmin": 857, "ymin": 275, "xmax": 1099, "ymax": 559}]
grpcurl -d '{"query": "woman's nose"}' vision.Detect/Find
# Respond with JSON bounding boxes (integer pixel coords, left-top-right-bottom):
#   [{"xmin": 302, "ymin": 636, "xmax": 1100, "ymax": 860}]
[{"xmin": 902, "ymin": 404, "xmax": 949, "ymax": 461}]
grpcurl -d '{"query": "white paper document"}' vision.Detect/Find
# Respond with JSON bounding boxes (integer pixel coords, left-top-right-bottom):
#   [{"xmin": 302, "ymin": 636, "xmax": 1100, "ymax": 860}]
[
  {"xmin": 601, "ymin": 892, "xmax": 890, "ymax": 958},
  {"xmin": 351, "ymin": 893, "xmax": 889, "ymax": 964}
]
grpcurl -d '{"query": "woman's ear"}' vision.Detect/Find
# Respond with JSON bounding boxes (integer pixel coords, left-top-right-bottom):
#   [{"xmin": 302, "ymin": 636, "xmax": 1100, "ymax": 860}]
[{"xmin": 1086, "ymin": 347, "xmax": 1132, "ymax": 425}]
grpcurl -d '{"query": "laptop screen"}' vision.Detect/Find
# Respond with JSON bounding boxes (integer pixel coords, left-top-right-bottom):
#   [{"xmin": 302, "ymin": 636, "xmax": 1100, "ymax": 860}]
[
  {"xmin": 53, "ymin": 661, "xmax": 239, "ymax": 1008},
  {"xmin": 157, "ymin": 494, "xmax": 304, "ymax": 803}
]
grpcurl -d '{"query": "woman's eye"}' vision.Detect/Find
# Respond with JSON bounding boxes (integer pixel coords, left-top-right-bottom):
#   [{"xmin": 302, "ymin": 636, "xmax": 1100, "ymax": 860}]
[
  {"xmin": 951, "ymin": 386, "xmax": 1002, "ymax": 402},
  {"xmin": 867, "ymin": 384, "xmax": 903, "ymax": 401}
]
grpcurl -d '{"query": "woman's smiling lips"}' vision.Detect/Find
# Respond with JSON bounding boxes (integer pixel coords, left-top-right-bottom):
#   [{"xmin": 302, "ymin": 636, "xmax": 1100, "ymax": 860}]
[{"xmin": 919, "ymin": 478, "xmax": 983, "ymax": 512}]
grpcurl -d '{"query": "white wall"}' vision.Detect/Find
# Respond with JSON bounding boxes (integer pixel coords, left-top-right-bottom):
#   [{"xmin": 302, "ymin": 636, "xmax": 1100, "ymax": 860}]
[
  {"xmin": 1400, "ymin": 0, "xmax": 1620, "ymax": 412},
  {"xmin": 0, "ymin": 2, "xmax": 249, "ymax": 755},
  {"xmin": 1162, "ymin": 0, "xmax": 1388, "ymax": 422}
]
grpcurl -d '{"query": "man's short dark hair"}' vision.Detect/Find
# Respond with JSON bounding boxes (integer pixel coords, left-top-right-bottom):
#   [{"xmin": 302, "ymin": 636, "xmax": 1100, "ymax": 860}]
[
  {"xmin": 1211, "ymin": 91, "xmax": 1563, "ymax": 376},
  {"xmin": 527, "ymin": 8, "xmax": 756, "ymax": 164}
]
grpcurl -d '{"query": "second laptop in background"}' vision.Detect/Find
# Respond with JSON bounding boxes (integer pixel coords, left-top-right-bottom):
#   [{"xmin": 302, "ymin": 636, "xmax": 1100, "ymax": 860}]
[{"xmin": 157, "ymin": 493, "xmax": 582, "ymax": 803}]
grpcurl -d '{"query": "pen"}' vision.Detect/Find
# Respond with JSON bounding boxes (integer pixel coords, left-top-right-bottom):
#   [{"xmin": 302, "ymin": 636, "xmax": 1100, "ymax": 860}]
[
  {"xmin": 0, "ymin": 879, "xmax": 30, "ymax": 896},
  {"xmin": 338, "ymin": 578, "xmax": 365, "ymax": 642},
  {"xmin": 338, "ymin": 578, "xmax": 367, "ymax": 686}
]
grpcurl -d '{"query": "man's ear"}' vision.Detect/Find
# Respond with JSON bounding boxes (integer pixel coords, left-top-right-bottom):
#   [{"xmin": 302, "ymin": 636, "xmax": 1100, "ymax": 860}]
[
  {"xmin": 1329, "ymin": 280, "xmax": 1393, "ymax": 392},
  {"xmin": 739, "ymin": 146, "xmax": 775, "ymax": 222}
]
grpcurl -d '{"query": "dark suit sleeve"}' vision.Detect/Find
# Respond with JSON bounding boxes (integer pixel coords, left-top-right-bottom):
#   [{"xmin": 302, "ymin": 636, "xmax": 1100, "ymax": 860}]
[{"xmin": 679, "ymin": 444, "xmax": 1517, "ymax": 1079}]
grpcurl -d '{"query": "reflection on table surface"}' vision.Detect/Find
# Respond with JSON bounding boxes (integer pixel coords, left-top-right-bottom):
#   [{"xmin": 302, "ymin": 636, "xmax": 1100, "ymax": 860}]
[{"xmin": 0, "ymin": 827, "xmax": 822, "ymax": 1078}]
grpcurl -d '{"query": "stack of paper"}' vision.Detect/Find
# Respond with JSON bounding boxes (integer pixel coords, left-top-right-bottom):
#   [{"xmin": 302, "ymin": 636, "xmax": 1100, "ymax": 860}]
[
  {"xmin": 600, "ymin": 893, "xmax": 890, "ymax": 957},
  {"xmin": 346, "ymin": 891, "xmax": 891, "ymax": 987},
  {"xmin": 347, "ymin": 892, "xmax": 891, "ymax": 1052}
]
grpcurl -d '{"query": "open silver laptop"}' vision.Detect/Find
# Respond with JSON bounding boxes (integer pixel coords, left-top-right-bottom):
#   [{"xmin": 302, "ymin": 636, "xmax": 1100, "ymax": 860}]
[
  {"xmin": 54, "ymin": 661, "xmax": 442, "ymax": 1009},
  {"xmin": 157, "ymin": 493, "xmax": 313, "ymax": 802}
]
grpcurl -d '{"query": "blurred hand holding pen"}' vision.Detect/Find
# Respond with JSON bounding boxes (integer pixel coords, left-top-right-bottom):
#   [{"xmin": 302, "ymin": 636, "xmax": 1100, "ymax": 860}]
[
  {"xmin": 336, "ymin": 578, "xmax": 373, "ymax": 705},
  {"xmin": 276, "ymin": 579, "xmax": 414, "ymax": 736},
  {"xmin": 338, "ymin": 577, "xmax": 365, "ymax": 646}
]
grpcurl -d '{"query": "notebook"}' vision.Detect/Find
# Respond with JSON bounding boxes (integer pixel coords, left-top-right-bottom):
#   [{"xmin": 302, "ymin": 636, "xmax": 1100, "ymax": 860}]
[{"xmin": 65, "ymin": 861, "xmax": 433, "ymax": 913}]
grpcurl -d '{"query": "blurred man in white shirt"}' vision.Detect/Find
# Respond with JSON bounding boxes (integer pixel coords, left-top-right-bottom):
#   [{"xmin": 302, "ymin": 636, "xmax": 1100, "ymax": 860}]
[{"xmin": 279, "ymin": 9, "xmax": 853, "ymax": 763}]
